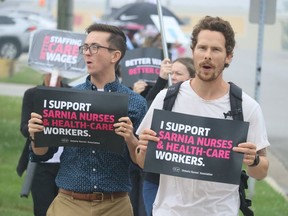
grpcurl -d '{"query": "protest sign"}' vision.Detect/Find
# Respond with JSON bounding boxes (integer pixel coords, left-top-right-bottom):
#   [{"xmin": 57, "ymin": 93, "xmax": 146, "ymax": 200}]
[
  {"xmin": 120, "ymin": 47, "xmax": 164, "ymax": 87},
  {"xmin": 144, "ymin": 109, "xmax": 249, "ymax": 185},
  {"xmin": 28, "ymin": 29, "xmax": 86, "ymax": 78},
  {"xmin": 33, "ymin": 86, "xmax": 128, "ymax": 154},
  {"xmin": 151, "ymin": 15, "xmax": 189, "ymax": 44}
]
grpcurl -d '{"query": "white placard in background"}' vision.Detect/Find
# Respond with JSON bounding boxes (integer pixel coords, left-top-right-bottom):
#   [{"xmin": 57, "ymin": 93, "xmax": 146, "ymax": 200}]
[{"xmin": 151, "ymin": 15, "xmax": 189, "ymax": 44}]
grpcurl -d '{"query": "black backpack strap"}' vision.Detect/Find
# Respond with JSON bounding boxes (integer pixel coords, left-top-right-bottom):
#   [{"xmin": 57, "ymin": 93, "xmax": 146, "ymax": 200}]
[
  {"xmin": 224, "ymin": 82, "xmax": 243, "ymax": 121},
  {"xmin": 146, "ymin": 82, "xmax": 183, "ymax": 189},
  {"xmin": 163, "ymin": 81, "xmax": 183, "ymax": 111},
  {"xmin": 239, "ymin": 170, "xmax": 254, "ymax": 216},
  {"xmin": 229, "ymin": 83, "xmax": 253, "ymax": 215}
]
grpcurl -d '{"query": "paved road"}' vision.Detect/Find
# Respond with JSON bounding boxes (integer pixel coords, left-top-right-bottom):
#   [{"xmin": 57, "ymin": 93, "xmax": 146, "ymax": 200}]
[{"xmin": 1, "ymin": 49, "xmax": 288, "ymax": 198}]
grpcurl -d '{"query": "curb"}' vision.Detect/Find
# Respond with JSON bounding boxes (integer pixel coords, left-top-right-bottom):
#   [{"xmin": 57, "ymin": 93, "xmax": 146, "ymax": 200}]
[
  {"xmin": 265, "ymin": 176, "xmax": 288, "ymax": 201},
  {"xmin": 266, "ymin": 150, "xmax": 288, "ymax": 200}
]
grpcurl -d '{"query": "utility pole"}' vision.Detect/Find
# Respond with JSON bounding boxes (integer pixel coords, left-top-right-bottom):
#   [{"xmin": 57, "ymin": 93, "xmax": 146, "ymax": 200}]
[
  {"xmin": 248, "ymin": 0, "xmax": 277, "ymax": 199},
  {"xmin": 57, "ymin": 0, "xmax": 74, "ymax": 31}
]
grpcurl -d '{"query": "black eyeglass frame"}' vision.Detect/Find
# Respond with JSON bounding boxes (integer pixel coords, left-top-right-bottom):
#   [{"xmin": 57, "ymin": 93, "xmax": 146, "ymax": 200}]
[{"xmin": 79, "ymin": 43, "xmax": 117, "ymax": 55}]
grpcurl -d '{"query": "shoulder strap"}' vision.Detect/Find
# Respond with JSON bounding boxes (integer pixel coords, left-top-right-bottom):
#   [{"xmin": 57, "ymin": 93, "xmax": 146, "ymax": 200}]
[
  {"xmin": 229, "ymin": 83, "xmax": 253, "ymax": 215},
  {"xmin": 239, "ymin": 170, "xmax": 254, "ymax": 216},
  {"xmin": 163, "ymin": 81, "xmax": 244, "ymax": 121},
  {"xmin": 163, "ymin": 81, "xmax": 183, "ymax": 111},
  {"xmin": 225, "ymin": 82, "xmax": 243, "ymax": 121}
]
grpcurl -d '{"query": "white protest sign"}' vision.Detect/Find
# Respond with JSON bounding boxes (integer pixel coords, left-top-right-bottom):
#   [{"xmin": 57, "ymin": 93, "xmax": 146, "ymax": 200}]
[{"xmin": 151, "ymin": 15, "xmax": 189, "ymax": 44}]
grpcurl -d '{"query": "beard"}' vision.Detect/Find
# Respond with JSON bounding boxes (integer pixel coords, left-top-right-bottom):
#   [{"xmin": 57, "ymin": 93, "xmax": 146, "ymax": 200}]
[
  {"xmin": 195, "ymin": 61, "xmax": 226, "ymax": 82},
  {"xmin": 196, "ymin": 69, "xmax": 222, "ymax": 81}
]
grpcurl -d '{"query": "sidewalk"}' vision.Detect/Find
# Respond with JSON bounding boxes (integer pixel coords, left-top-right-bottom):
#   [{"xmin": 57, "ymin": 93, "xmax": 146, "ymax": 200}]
[
  {"xmin": 0, "ymin": 82, "xmax": 34, "ymax": 97},
  {"xmin": 0, "ymin": 82, "xmax": 288, "ymax": 200},
  {"xmin": 266, "ymin": 150, "xmax": 288, "ymax": 200}
]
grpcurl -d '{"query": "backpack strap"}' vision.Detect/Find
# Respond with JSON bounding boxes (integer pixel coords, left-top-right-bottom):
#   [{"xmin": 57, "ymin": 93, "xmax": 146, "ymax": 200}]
[
  {"xmin": 239, "ymin": 170, "xmax": 254, "ymax": 216},
  {"xmin": 228, "ymin": 83, "xmax": 253, "ymax": 216},
  {"xmin": 163, "ymin": 81, "xmax": 183, "ymax": 111},
  {"xmin": 224, "ymin": 82, "xmax": 243, "ymax": 121}
]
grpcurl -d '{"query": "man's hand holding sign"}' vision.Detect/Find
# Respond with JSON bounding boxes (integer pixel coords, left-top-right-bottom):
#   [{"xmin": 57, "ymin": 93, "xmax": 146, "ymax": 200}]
[
  {"xmin": 137, "ymin": 109, "xmax": 250, "ymax": 185},
  {"xmin": 29, "ymin": 87, "xmax": 129, "ymax": 154}
]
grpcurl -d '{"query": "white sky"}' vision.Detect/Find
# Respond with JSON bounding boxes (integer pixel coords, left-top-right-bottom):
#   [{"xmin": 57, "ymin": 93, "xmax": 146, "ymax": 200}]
[
  {"xmin": 86, "ymin": 0, "xmax": 285, "ymax": 12},
  {"xmin": 1, "ymin": 0, "xmax": 286, "ymax": 13}
]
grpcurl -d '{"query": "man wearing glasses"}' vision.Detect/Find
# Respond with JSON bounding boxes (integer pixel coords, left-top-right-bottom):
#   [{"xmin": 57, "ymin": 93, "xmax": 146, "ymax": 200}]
[
  {"xmin": 28, "ymin": 23, "xmax": 147, "ymax": 216},
  {"xmin": 79, "ymin": 43, "xmax": 117, "ymax": 54}
]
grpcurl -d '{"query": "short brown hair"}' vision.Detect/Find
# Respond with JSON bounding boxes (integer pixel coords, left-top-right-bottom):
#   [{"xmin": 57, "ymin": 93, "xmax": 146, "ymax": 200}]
[
  {"xmin": 86, "ymin": 23, "xmax": 127, "ymax": 67},
  {"xmin": 190, "ymin": 16, "xmax": 235, "ymax": 58}
]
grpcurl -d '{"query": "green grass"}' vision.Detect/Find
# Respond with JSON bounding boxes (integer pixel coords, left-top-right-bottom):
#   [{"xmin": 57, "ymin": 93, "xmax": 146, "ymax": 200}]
[
  {"xmin": 0, "ymin": 95, "xmax": 288, "ymax": 215},
  {"xmin": 0, "ymin": 96, "xmax": 33, "ymax": 216},
  {"xmin": 0, "ymin": 66, "xmax": 43, "ymax": 85},
  {"xmin": 252, "ymin": 181, "xmax": 288, "ymax": 215},
  {"xmin": 0, "ymin": 65, "xmax": 74, "ymax": 86}
]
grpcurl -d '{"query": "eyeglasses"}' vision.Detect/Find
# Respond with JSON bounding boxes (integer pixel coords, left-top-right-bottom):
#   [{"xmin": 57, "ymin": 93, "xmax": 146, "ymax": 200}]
[{"xmin": 79, "ymin": 44, "xmax": 117, "ymax": 55}]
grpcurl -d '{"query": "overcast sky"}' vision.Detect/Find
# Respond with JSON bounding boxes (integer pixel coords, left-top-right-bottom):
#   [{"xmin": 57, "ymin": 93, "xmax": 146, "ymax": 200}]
[
  {"xmin": 1, "ymin": 0, "xmax": 286, "ymax": 16},
  {"xmin": 87, "ymin": 0, "xmax": 285, "ymax": 11}
]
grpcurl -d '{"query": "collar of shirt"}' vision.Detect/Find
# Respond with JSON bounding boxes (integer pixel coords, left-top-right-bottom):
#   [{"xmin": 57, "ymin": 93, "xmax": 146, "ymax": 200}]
[{"xmin": 83, "ymin": 75, "xmax": 120, "ymax": 92}]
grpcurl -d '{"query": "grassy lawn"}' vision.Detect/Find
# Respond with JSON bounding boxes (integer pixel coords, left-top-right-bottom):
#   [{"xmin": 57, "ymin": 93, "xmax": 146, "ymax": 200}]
[
  {"xmin": 0, "ymin": 66, "xmax": 43, "ymax": 85},
  {"xmin": 0, "ymin": 65, "xmax": 78, "ymax": 86},
  {"xmin": 0, "ymin": 96, "xmax": 33, "ymax": 216},
  {"xmin": 0, "ymin": 95, "xmax": 288, "ymax": 215}
]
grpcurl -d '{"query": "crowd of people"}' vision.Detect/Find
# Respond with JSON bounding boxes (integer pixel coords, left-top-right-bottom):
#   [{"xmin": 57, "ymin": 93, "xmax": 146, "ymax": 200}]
[{"xmin": 17, "ymin": 15, "xmax": 270, "ymax": 216}]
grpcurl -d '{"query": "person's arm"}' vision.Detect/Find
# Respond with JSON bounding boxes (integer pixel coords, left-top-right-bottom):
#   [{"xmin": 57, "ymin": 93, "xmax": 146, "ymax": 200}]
[
  {"xmin": 135, "ymin": 128, "xmax": 159, "ymax": 168},
  {"xmin": 145, "ymin": 58, "xmax": 171, "ymax": 103},
  {"xmin": 114, "ymin": 117, "xmax": 139, "ymax": 163},
  {"xmin": 247, "ymin": 148, "xmax": 269, "ymax": 180},
  {"xmin": 145, "ymin": 76, "xmax": 168, "ymax": 103},
  {"xmin": 233, "ymin": 102, "xmax": 270, "ymax": 180},
  {"xmin": 233, "ymin": 143, "xmax": 269, "ymax": 180}
]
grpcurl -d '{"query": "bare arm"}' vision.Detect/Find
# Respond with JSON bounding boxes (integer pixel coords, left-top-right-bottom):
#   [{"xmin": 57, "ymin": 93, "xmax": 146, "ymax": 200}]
[
  {"xmin": 247, "ymin": 148, "xmax": 269, "ymax": 180},
  {"xmin": 233, "ymin": 142, "xmax": 269, "ymax": 180}
]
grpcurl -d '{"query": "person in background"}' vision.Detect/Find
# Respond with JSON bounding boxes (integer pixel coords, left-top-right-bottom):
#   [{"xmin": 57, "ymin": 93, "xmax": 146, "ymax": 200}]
[
  {"xmin": 17, "ymin": 73, "xmax": 70, "ymax": 216},
  {"xmin": 143, "ymin": 57, "xmax": 195, "ymax": 216},
  {"xmin": 27, "ymin": 23, "xmax": 147, "ymax": 216},
  {"xmin": 146, "ymin": 57, "xmax": 195, "ymax": 106},
  {"xmin": 131, "ymin": 57, "xmax": 192, "ymax": 100},
  {"xmin": 143, "ymin": 33, "xmax": 186, "ymax": 60},
  {"xmin": 135, "ymin": 16, "xmax": 269, "ymax": 216},
  {"xmin": 129, "ymin": 33, "xmax": 163, "ymax": 98},
  {"xmin": 132, "ymin": 33, "xmax": 189, "ymax": 98}
]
